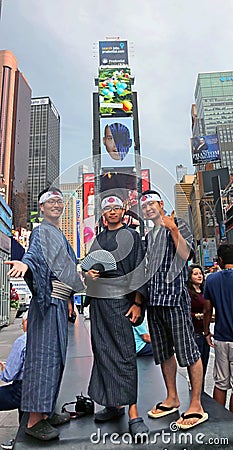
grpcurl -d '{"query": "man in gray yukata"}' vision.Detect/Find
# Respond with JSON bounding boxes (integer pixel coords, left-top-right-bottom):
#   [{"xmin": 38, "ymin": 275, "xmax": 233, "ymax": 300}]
[
  {"xmin": 85, "ymin": 194, "xmax": 149, "ymax": 439},
  {"xmin": 6, "ymin": 187, "xmax": 84, "ymax": 441}
]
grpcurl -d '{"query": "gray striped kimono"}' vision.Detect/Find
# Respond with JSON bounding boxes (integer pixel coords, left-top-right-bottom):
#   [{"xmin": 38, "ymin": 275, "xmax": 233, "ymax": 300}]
[
  {"xmin": 87, "ymin": 224, "xmax": 147, "ymax": 407},
  {"xmin": 21, "ymin": 220, "xmax": 83, "ymax": 414}
]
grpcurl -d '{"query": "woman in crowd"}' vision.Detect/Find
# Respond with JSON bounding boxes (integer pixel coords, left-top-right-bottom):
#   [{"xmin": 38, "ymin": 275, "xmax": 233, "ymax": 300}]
[{"xmin": 187, "ymin": 264, "xmax": 210, "ymax": 390}]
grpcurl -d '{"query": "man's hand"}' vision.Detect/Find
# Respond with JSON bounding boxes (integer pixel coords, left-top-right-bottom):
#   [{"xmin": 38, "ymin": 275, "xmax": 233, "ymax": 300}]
[
  {"xmin": 86, "ymin": 269, "xmax": 100, "ymax": 280},
  {"xmin": 0, "ymin": 361, "xmax": 5, "ymax": 372},
  {"xmin": 68, "ymin": 299, "xmax": 73, "ymax": 318},
  {"xmin": 162, "ymin": 210, "xmax": 177, "ymax": 232},
  {"xmin": 205, "ymin": 332, "xmax": 214, "ymax": 348},
  {"xmin": 5, "ymin": 261, "xmax": 28, "ymax": 277},
  {"xmin": 125, "ymin": 304, "xmax": 141, "ymax": 324}
]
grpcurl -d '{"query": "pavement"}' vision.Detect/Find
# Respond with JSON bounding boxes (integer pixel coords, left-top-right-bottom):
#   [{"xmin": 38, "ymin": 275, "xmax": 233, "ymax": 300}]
[{"xmin": 0, "ymin": 313, "xmax": 231, "ymax": 448}]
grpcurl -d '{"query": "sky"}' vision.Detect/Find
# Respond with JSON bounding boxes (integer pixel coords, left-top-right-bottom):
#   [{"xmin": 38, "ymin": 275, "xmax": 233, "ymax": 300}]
[{"xmin": 1, "ymin": 0, "xmax": 233, "ymax": 206}]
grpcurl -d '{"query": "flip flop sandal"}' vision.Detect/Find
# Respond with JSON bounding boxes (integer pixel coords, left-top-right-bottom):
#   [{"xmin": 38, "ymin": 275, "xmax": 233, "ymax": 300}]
[
  {"xmin": 148, "ymin": 402, "xmax": 179, "ymax": 418},
  {"xmin": 129, "ymin": 417, "xmax": 149, "ymax": 439},
  {"xmin": 25, "ymin": 419, "xmax": 59, "ymax": 441},
  {"xmin": 176, "ymin": 412, "xmax": 208, "ymax": 429}
]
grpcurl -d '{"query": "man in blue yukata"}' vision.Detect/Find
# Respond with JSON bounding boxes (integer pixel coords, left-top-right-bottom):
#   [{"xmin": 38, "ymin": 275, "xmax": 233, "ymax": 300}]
[{"xmin": 6, "ymin": 187, "xmax": 84, "ymax": 441}]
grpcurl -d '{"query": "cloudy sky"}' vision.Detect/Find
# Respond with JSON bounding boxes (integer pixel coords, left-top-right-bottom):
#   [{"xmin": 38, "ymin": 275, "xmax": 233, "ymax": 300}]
[{"xmin": 1, "ymin": 0, "xmax": 233, "ymax": 201}]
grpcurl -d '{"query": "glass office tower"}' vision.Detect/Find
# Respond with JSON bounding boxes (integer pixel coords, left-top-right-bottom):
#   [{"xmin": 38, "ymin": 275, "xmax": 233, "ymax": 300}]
[
  {"xmin": 193, "ymin": 71, "xmax": 233, "ymax": 173},
  {"xmin": 28, "ymin": 97, "xmax": 60, "ymax": 221}
]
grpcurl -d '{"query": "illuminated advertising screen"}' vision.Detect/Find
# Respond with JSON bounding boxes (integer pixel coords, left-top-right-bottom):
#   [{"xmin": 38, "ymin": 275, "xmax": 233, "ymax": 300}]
[
  {"xmin": 191, "ymin": 134, "xmax": 220, "ymax": 165},
  {"xmin": 100, "ymin": 169, "xmax": 139, "ymax": 226},
  {"xmin": 99, "ymin": 67, "xmax": 132, "ymax": 116},
  {"xmin": 99, "ymin": 40, "xmax": 128, "ymax": 66},
  {"xmin": 141, "ymin": 169, "xmax": 151, "ymax": 192},
  {"xmin": 76, "ymin": 199, "xmax": 81, "ymax": 259},
  {"xmin": 83, "ymin": 173, "xmax": 95, "ymax": 248},
  {"xmin": 100, "ymin": 117, "xmax": 135, "ymax": 168}
]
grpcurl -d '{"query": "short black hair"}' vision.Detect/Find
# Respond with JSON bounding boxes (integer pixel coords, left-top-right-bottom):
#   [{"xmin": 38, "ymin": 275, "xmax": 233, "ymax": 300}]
[
  {"xmin": 38, "ymin": 186, "xmax": 62, "ymax": 202},
  {"xmin": 217, "ymin": 243, "xmax": 233, "ymax": 265},
  {"xmin": 141, "ymin": 190, "xmax": 161, "ymax": 200}
]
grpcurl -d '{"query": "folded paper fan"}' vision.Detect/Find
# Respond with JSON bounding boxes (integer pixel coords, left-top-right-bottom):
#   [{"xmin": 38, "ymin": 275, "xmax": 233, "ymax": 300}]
[{"xmin": 81, "ymin": 250, "xmax": 117, "ymax": 273}]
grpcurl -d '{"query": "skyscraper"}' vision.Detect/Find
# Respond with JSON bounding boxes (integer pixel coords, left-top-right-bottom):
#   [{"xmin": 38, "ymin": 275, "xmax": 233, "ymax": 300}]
[
  {"xmin": 176, "ymin": 164, "xmax": 187, "ymax": 182},
  {"xmin": 28, "ymin": 97, "xmax": 60, "ymax": 220},
  {"xmin": 193, "ymin": 71, "xmax": 233, "ymax": 172},
  {"xmin": 60, "ymin": 182, "xmax": 84, "ymax": 258},
  {"xmin": 0, "ymin": 50, "xmax": 31, "ymax": 228}
]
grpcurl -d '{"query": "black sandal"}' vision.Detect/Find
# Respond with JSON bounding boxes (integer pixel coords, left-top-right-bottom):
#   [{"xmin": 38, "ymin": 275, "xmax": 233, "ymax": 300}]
[{"xmin": 25, "ymin": 419, "xmax": 59, "ymax": 441}]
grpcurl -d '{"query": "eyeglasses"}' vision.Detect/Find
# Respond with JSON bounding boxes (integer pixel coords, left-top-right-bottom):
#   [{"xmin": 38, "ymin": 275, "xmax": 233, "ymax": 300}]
[
  {"xmin": 103, "ymin": 206, "xmax": 122, "ymax": 212},
  {"xmin": 45, "ymin": 199, "xmax": 64, "ymax": 206}
]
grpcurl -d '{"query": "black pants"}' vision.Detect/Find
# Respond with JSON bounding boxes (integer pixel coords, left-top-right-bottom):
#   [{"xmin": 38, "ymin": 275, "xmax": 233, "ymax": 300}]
[{"xmin": 0, "ymin": 380, "xmax": 23, "ymax": 422}]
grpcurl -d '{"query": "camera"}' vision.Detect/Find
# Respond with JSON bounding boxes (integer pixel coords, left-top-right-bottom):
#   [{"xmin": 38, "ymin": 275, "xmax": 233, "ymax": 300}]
[{"xmin": 75, "ymin": 394, "xmax": 94, "ymax": 415}]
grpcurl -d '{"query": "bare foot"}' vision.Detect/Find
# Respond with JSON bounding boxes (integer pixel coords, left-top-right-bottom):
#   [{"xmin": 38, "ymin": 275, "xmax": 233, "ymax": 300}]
[
  {"xmin": 148, "ymin": 399, "xmax": 180, "ymax": 418},
  {"xmin": 176, "ymin": 406, "xmax": 205, "ymax": 426}
]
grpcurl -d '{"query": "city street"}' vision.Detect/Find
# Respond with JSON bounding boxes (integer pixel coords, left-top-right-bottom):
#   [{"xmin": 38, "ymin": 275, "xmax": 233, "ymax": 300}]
[{"xmin": 0, "ymin": 315, "xmax": 230, "ymax": 443}]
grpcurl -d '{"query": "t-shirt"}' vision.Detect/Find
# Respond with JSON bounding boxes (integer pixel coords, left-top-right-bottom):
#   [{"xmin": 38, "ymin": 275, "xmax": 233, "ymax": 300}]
[
  {"xmin": 204, "ymin": 270, "xmax": 233, "ymax": 341},
  {"xmin": 188, "ymin": 289, "xmax": 205, "ymax": 334}
]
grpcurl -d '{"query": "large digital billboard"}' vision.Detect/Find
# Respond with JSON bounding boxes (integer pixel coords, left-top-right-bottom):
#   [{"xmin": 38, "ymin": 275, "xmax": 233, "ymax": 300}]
[
  {"xmin": 99, "ymin": 67, "xmax": 132, "ymax": 116},
  {"xmin": 191, "ymin": 134, "xmax": 220, "ymax": 165},
  {"xmin": 99, "ymin": 40, "xmax": 128, "ymax": 66},
  {"xmin": 100, "ymin": 117, "xmax": 135, "ymax": 168}
]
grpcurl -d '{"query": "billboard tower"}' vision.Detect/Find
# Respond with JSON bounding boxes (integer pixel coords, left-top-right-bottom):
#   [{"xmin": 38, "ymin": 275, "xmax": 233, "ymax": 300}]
[{"xmin": 92, "ymin": 38, "xmax": 143, "ymax": 234}]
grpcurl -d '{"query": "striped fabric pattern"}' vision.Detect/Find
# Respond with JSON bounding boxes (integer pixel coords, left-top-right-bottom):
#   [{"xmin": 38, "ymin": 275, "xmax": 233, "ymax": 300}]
[
  {"xmin": 147, "ymin": 295, "xmax": 200, "ymax": 367},
  {"xmin": 88, "ymin": 297, "xmax": 137, "ymax": 407},
  {"xmin": 21, "ymin": 297, "xmax": 68, "ymax": 414},
  {"xmin": 51, "ymin": 280, "xmax": 73, "ymax": 301},
  {"xmin": 146, "ymin": 218, "xmax": 195, "ymax": 307}
]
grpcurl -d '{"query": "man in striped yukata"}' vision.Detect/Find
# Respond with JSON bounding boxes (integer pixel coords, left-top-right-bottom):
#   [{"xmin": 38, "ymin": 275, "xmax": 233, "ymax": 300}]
[
  {"xmin": 85, "ymin": 194, "xmax": 149, "ymax": 439},
  {"xmin": 141, "ymin": 190, "xmax": 208, "ymax": 430},
  {"xmin": 6, "ymin": 188, "xmax": 84, "ymax": 441}
]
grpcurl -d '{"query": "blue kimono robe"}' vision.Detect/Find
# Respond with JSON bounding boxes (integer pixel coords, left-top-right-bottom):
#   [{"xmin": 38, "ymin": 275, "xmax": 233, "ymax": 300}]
[{"xmin": 21, "ymin": 220, "xmax": 83, "ymax": 414}]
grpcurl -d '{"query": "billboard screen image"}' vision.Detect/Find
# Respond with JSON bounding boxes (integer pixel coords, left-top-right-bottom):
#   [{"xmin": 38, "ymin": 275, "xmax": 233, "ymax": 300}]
[
  {"xmin": 191, "ymin": 134, "xmax": 220, "ymax": 165},
  {"xmin": 100, "ymin": 169, "xmax": 139, "ymax": 226},
  {"xmin": 99, "ymin": 67, "xmax": 132, "ymax": 116},
  {"xmin": 83, "ymin": 173, "xmax": 95, "ymax": 248},
  {"xmin": 100, "ymin": 117, "xmax": 135, "ymax": 168},
  {"xmin": 99, "ymin": 40, "xmax": 128, "ymax": 66},
  {"xmin": 141, "ymin": 169, "xmax": 151, "ymax": 192}
]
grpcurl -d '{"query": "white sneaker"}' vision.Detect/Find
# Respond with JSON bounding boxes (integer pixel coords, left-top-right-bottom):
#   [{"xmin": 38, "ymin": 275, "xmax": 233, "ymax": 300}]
[{"xmin": 1, "ymin": 439, "xmax": 15, "ymax": 450}]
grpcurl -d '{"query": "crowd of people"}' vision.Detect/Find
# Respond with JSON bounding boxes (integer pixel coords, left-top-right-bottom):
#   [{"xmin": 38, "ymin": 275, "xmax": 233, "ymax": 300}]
[{"xmin": 1, "ymin": 186, "xmax": 233, "ymax": 446}]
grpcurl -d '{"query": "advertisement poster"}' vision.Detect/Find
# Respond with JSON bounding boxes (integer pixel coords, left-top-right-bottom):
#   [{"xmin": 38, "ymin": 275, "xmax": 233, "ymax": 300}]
[
  {"xmin": 99, "ymin": 40, "xmax": 128, "ymax": 66},
  {"xmin": 100, "ymin": 169, "xmax": 139, "ymax": 226},
  {"xmin": 100, "ymin": 117, "xmax": 135, "ymax": 168},
  {"xmin": 83, "ymin": 173, "xmax": 95, "ymax": 249},
  {"xmin": 191, "ymin": 134, "xmax": 220, "ymax": 165},
  {"xmin": 76, "ymin": 199, "xmax": 81, "ymax": 259},
  {"xmin": 141, "ymin": 169, "xmax": 151, "ymax": 192},
  {"xmin": 99, "ymin": 67, "xmax": 132, "ymax": 116}
]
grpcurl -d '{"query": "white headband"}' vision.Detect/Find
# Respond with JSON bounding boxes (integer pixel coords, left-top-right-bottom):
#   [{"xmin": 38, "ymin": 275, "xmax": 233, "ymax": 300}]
[
  {"xmin": 101, "ymin": 196, "xmax": 123, "ymax": 210},
  {"xmin": 39, "ymin": 191, "xmax": 63, "ymax": 204},
  {"xmin": 140, "ymin": 193, "xmax": 161, "ymax": 206}
]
